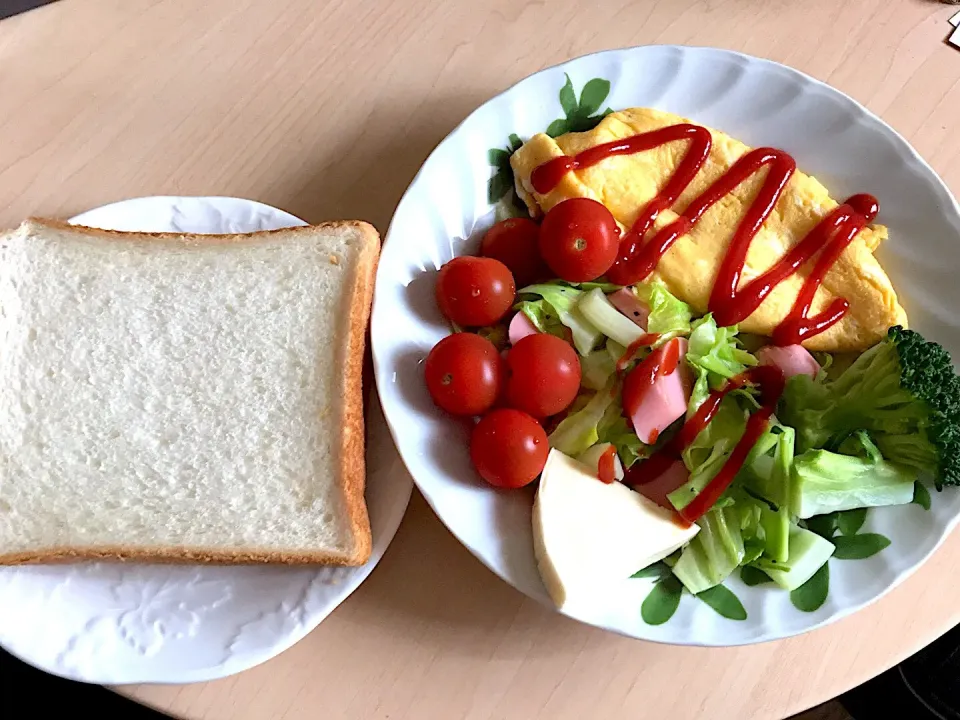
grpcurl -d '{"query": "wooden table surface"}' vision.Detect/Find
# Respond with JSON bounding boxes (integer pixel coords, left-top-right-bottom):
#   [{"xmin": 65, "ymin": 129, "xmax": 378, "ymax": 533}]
[{"xmin": 2, "ymin": 1, "xmax": 960, "ymax": 718}]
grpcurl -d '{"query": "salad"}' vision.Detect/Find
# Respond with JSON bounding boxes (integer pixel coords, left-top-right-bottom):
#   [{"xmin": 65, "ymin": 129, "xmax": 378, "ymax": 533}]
[{"xmin": 421, "ymin": 98, "xmax": 960, "ymax": 620}]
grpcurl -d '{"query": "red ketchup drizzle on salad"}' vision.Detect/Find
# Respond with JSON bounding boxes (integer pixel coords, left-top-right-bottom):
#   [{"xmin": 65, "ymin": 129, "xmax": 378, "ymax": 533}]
[
  {"xmin": 623, "ymin": 365, "xmax": 785, "ymax": 524},
  {"xmin": 597, "ymin": 445, "xmax": 618, "ymax": 484},
  {"xmin": 621, "ymin": 338, "xmax": 681, "ymax": 413},
  {"xmin": 530, "ymin": 127, "xmax": 879, "ymax": 347},
  {"xmin": 616, "ymin": 332, "xmax": 661, "ymax": 372}
]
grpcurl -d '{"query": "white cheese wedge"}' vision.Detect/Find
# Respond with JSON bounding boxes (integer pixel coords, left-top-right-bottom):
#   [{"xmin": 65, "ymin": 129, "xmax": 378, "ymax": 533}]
[{"xmin": 532, "ymin": 449, "xmax": 699, "ymax": 611}]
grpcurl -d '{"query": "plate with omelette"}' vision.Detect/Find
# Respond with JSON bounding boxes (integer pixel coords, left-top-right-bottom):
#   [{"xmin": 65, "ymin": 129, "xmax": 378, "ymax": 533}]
[{"xmin": 372, "ymin": 46, "xmax": 960, "ymax": 645}]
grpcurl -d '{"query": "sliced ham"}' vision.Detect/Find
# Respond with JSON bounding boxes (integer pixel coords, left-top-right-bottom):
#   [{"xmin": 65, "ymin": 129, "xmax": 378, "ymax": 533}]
[
  {"xmin": 757, "ymin": 344, "xmax": 820, "ymax": 379},
  {"xmin": 508, "ymin": 311, "xmax": 539, "ymax": 346},
  {"xmin": 608, "ymin": 288, "xmax": 650, "ymax": 329},
  {"xmin": 624, "ymin": 338, "xmax": 692, "ymax": 445},
  {"xmin": 629, "ymin": 459, "xmax": 690, "ymax": 511}
]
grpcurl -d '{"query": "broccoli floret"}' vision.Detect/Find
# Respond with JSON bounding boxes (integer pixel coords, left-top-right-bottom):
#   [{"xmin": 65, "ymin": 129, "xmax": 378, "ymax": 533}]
[{"xmin": 779, "ymin": 326, "xmax": 960, "ymax": 489}]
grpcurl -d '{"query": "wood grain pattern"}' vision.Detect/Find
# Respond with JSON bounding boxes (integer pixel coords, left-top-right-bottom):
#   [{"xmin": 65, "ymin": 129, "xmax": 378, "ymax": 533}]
[{"xmin": 1, "ymin": 1, "xmax": 959, "ymax": 718}]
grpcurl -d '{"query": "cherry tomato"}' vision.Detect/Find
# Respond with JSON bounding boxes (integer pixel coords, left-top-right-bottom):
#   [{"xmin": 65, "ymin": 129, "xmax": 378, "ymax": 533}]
[
  {"xmin": 470, "ymin": 408, "xmax": 548, "ymax": 488},
  {"xmin": 480, "ymin": 218, "xmax": 548, "ymax": 287},
  {"xmin": 505, "ymin": 333, "xmax": 581, "ymax": 417},
  {"xmin": 436, "ymin": 256, "xmax": 516, "ymax": 327},
  {"xmin": 425, "ymin": 333, "xmax": 503, "ymax": 416},
  {"xmin": 539, "ymin": 198, "xmax": 620, "ymax": 282}
]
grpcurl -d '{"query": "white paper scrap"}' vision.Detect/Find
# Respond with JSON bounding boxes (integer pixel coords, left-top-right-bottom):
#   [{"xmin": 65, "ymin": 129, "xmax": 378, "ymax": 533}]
[
  {"xmin": 951, "ymin": 25, "xmax": 960, "ymax": 50},
  {"xmin": 951, "ymin": 10, "xmax": 960, "ymax": 28}
]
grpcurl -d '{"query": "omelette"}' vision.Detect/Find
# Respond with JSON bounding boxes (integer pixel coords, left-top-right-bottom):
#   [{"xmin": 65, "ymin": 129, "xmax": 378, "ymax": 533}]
[{"xmin": 509, "ymin": 108, "xmax": 907, "ymax": 352}]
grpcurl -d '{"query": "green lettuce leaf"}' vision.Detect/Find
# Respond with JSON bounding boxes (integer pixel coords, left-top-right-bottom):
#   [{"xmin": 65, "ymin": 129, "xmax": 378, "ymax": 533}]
[
  {"xmin": 681, "ymin": 397, "xmax": 747, "ymax": 471},
  {"xmin": 517, "ymin": 283, "xmax": 602, "ymax": 355},
  {"xmin": 581, "ymin": 350, "xmax": 617, "ymax": 391},
  {"xmin": 685, "ymin": 315, "xmax": 758, "ymax": 415},
  {"xmin": 739, "ymin": 424, "xmax": 796, "ymax": 514},
  {"xmin": 514, "ymin": 299, "xmax": 563, "ymax": 336},
  {"xmin": 635, "ymin": 281, "xmax": 692, "ymax": 336},
  {"xmin": 687, "ymin": 314, "xmax": 758, "ymax": 379},
  {"xmin": 597, "ymin": 412, "xmax": 648, "ymax": 468},
  {"xmin": 548, "ymin": 382, "xmax": 616, "ymax": 456},
  {"xmin": 668, "ymin": 443, "xmax": 728, "ymax": 512},
  {"xmin": 672, "ymin": 504, "xmax": 745, "ymax": 594}
]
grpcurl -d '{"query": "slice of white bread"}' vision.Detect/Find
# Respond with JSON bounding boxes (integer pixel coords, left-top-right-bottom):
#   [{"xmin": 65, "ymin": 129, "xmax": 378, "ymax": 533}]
[{"xmin": 0, "ymin": 218, "xmax": 379, "ymax": 566}]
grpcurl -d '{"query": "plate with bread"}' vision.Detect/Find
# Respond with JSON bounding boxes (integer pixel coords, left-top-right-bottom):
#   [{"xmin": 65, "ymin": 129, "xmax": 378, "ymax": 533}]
[
  {"xmin": 0, "ymin": 196, "xmax": 412, "ymax": 683},
  {"xmin": 372, "ymin": 46, "xmax": 960, "ymax": 646}
]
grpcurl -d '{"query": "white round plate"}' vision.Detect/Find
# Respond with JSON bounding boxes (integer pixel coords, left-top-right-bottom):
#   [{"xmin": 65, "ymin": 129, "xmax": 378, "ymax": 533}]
[
  {"xmin": 372, "ymin": 46, "xmax": 960, "ymax": 646},
  {"xmin": 0, "ymin": 196, "xmax": 413, "ymax": 682}
]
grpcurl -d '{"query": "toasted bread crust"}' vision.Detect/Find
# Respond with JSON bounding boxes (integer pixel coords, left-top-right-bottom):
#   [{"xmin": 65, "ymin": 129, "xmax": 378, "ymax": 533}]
[
  {"xmin": 339, "ymin": 221, "xmax": 379, "ymax": 565},
  {"xmin": 0, "ymin": 217, "xmax": 379, "ymax": 567}
]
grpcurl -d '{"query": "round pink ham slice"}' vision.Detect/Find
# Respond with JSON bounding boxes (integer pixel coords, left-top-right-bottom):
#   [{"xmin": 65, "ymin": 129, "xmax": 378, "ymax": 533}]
[
  {"xmin": 608, "ymin": 288, "xmax": 650, "ymax": 329},
  {"xmin": 757, "ymin": 344, "xmax": 820, "ymax": 379},
  {"xmin": 508, "ymin": 311, "xmax": 539, "ymax": 346}
]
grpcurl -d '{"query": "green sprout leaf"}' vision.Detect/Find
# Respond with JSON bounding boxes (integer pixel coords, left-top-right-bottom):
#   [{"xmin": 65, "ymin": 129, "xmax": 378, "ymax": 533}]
[
  {"xmin": 641, "ymin": 575, "xmax": 683, "ymax": 625},
  {"xmin": 631, "ymin": 562, "xmax": 670, "ymax": 580},
  {"xmin": 488, "ymin": 74, "xmax": 614, "ymax": 201},
  {"xmin": 558, "ymin": 74, "xmax": 577, "ymax": 116},
  {"xmin": 913, "ymin": 481, "xmax": 931, "ymax": 511},
  {"xmin": 803, "ymin": 512, "xmax": 839, "ymax": 540},
  {"xmin": 545, "ymin": 118, "xmax": 570, "ymax": 138},
  {"xmin": 740, "ymin": 566, "xmax": 772, "ymax": 586},
  {"xmin": 487, "ymin": 171, "xmax": 512, "ymax": 204},
  {"xmin": 577, "ymin": 78, "xmax": 611, "ymax": 117},
  {"xmin": 831, "ymin": 534, "xmax": 891, "ymax": 560},
  {"xmin": 567, "ymin": 114, "xmax": 601, "ymax": 132},
  {"xmin": 790, "ymin": 562, "xmax": 829, "ymax": 612},
  {"xmin": 488, "ymin": 148, "xmax": 510, "ymax": 166},
  {"xmin": 696, "ymin": 585, "xmax": 747, "ymax": 621},
  {"xmin": 837, "ymin": 508, "xmax": 867, "ymax": 536},
  {"xmin": 545, "ymin": 76, "xmax": 615, "ymax": 137}
]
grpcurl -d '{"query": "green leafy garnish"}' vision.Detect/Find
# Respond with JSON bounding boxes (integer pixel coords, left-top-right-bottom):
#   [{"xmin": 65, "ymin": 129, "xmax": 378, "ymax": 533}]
[
  {"xmin": 545, "ymin": 74, "xmax": 614, "ymax": 137},
  {"xmin": 831, "ymin": 534, "xmax": 891, "ymax": 560},
  {"xmin": 739, "ymin": 566, "xmax": 772, "ymax": 586},
  {"xmin": 631, "ymin": 562, "xmax": 671, "ymax": 580},
  {"xmin": 790, "ymin": 562, "xmax": 830, "ymax": 612},
  {"xmin": 486, "ymin": 133, "xmax": 523, "ymax": 204},
  {"xmin": 486, "ymin": 74, "xmax": 614, "ymax": 204},
  {"xmin": 695, "ymin": 585, "xmax": 747, "ymax": 621},
  {"xmin": 837, "ymin": 508, "xmax": 867, "ymax": 536},
  {"xmin": 913, "ymin": 481, "xmax": 931, "ymax": 510},
  {"xmin": 641, "ymin": 575, "xmax": 683, "ymax": 625},
  {"xmin": 803, "ymin": 512, "xmax": 839, "ymax": 540}
]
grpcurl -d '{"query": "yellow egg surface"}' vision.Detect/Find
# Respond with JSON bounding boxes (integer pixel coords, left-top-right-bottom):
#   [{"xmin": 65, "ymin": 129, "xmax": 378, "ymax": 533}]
[{"xmin": 510, "ymin": 107, "xmax": 907, "ymax": 352}]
